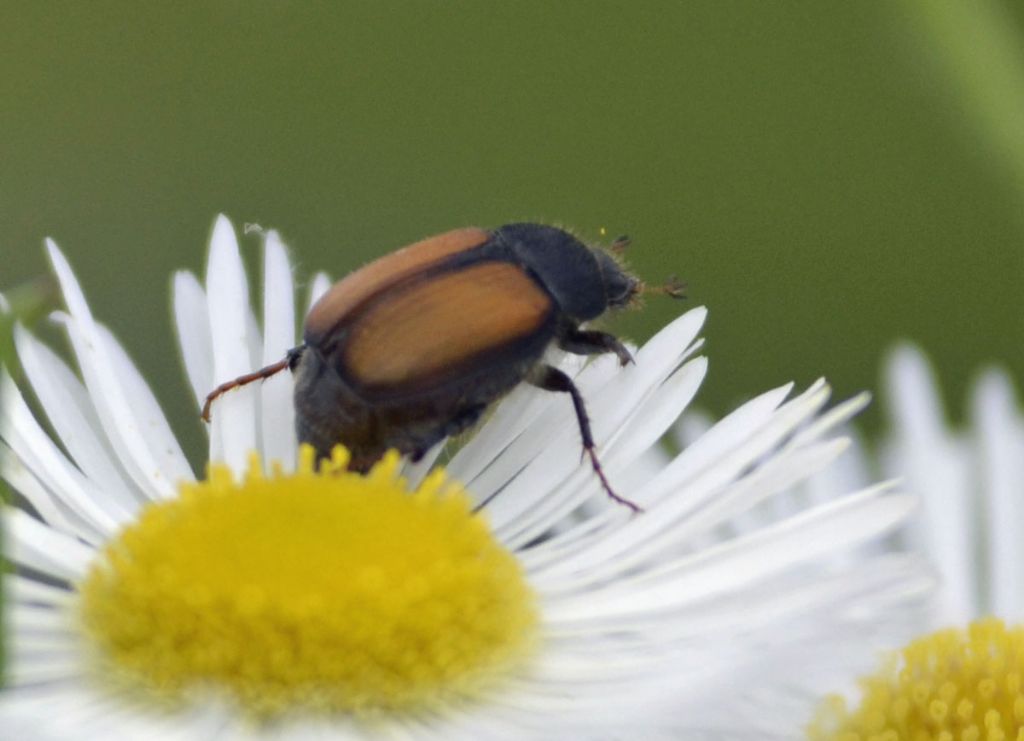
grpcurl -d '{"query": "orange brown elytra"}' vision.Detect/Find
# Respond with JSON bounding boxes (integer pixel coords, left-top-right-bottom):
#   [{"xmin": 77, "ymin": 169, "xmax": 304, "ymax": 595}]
[{"xmin": 202, "ymin": 223, "xmax": 684, "ymax": 512}]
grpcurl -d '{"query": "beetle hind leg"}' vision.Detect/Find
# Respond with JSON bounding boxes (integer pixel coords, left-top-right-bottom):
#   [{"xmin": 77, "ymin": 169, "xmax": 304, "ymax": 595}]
[
  {"xmin": 201, "ymin": 345, "xmax": 305, "ymax": 423},
  {"xmin": 527, "ymin": 364, "xmax": 641, "ymax": 513}
]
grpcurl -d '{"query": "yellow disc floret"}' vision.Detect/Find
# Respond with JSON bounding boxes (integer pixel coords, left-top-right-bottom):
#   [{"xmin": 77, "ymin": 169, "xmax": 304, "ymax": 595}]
[
  {"xmin": 80, "ymin": 446, "xmax": 538, "ymax": 717},
  {"xmin": 810, "ymin": 618, "xmax": 1024, "ymax": 740}
]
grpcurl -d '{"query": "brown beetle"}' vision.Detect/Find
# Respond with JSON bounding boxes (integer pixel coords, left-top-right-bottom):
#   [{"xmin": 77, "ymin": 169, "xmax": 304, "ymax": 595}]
[{"xmin": 202, "ymin": 223, "xmax": 682, "ymax": 511}]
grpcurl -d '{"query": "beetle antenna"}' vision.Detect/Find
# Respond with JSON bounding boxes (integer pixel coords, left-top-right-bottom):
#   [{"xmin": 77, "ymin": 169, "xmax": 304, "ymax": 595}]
[
  {"xmin": 201, "ymin": 346, "xmax": 304, "ymax": 423},
  {"xmin": 644, "ymin": 275, "xmax": 687, "ymax": 300},
  {"xmin": 609, "ymin": 235, "xmax": 631, "ymax": 254}
]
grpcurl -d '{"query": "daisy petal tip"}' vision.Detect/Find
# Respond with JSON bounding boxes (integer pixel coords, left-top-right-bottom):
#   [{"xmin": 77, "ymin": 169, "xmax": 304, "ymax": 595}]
[
  {"xmin": 209, "ymin": 215, "xmax": 240, "ymax": 258},
  {"xmin": 44, "ymin": 239, "xmax": 72, "ymax": 278},
  {"xmin": 308, "ymin": 272, "xmax": 332, "ymax": 311},
  {"xmin": 213, "ymin": 212, "xmax": 234, "ymax": 234},
  {"xmin": 972, "ymin": 367, "xmax": 1015, "ymax": 410},
  {"xmin": 775, "ymin": 379, "xmax": 796, "ymax": 398},
  {"xmin": 172, "ymin": 270, "xmax": 202, "ymax": 295},
  {"xmin": 264, "ymin": 229, "xmax": 284, "ymax": 248},
  {"xmin": 886, "ymin": 343, "xmax": 931, "ymax": 379},
  {"xmin": 888, "ymin": 339, "xmax": 923, "ymax": 358},
  {"xmin": 672, "ymin": 304, "xmax": 708, "ymax": 335},
  {"xmin": 46, "ymin": 310, "xmax": 69, "ymax": 327}
]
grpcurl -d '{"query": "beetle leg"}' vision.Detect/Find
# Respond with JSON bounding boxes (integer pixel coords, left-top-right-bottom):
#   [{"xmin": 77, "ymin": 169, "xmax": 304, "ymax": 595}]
[
  {"xmin": 201, "ymin": 345, "xmax": 305, "ymax": 423},
  {"xmin": 527, "ymin": 365, "xmax": 641, "ymax": 513},
  {"xmin": 558, "ymin": 328, "xmax": 634, "ymax": 366}
]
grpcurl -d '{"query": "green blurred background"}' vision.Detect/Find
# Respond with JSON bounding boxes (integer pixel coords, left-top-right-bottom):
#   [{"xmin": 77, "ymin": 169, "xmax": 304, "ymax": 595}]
[{"xmin": 4, "ymin": 0, "xmax": 1024, "ymax": 466}]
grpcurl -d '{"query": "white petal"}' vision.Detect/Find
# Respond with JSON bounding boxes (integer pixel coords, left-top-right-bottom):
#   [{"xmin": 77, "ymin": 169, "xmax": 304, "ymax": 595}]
[
  {"xmin": 607, "ymin": 356, "xmax": 707, "ymax": 465},
  {"xmin": 886, "ymin": 344, "xmax": 949, "ymax": 440},
  {"xmin": 10, "ymin": 631, "xmax": 80, "ymax": 657},
  {"xmin": 5, "ymin": 654, "xmax": 85, "ymax": 686},
  {"xmin": 93, "ymin": 322, "xmax": 193, "ymax": 486},
  {"xmin": 46, "ymin": 241, "xmax": 178, "ymax": 499},
  {"xmin": 7, "ymin": 575, "xmax": 74, "ymax": 608},
  {"xmin": 448, "ymin": 369, "xmax": 576, "ymax": 486},
  {"xmin": 306, "ymin": 271, "xmax": 332, "ymax": 315},
  {"xmin": 5, "ymin": 508, "xmax": 95, "ymax": 581},
  {"xmin": 802, "ymin": 424, "xmax": 871, "ymax": 508},
  {"xmin": 647, "ymin": 382, "xmax": 796, "ymax": 504},
  {"xmin": 672, "ymin": 408, "xmax": 714, "ymax": 449},
  {"xmin": 8, "ymin": 604, "xmax": 75, "ymax": 639},
  {"xmin": 0, "ymin": 442, "xmax": 108, "ymax": 545},
  {"xmin": 534, "ymin": 382, "xmax": 828, "ymax": 580},
  {"xmin": 173, "ymin": 270, "xmax": 213, "ymax": 410},
  {"xmin": 14, "ymin": 327, "xmax": 137, "ymax": 509},
  {"xmin": 505, "ymin": 355, "xmax": 708, "ymax": 551},
  {"xmin": 883, "ymin": 344, "xmax": 975, "ymax": 623},
  {"xmin": 972, "ymin": 369, "xmax": 1024, "ymax": 619},
  {"xmin": 0, "ymin": 684, "xmax": 204, "ymax": 741},
  {"xmin": 788, "ymin": 390, "xmax": 870, "ymax": 449},
  {"xmin": 401, "ymin": 441, "xmax": 446, "ymax": 487},
  {"xmin": 205, "ymin": 215, "xmax": 258, "ymax": 474},
  {"xmin": 524, "ymin": 437, "xmax": 849, "ymax": 576},
  {"xmin": 260, "ymin": 230, "xmax": 297, "ymax": 471},
  {"xmin": 1, "ymin": 375, "xmax": 128, "ymax": 538},
  {"xmin": 543, "ymin": 485, "xmax": 913, "ymax": 622}
]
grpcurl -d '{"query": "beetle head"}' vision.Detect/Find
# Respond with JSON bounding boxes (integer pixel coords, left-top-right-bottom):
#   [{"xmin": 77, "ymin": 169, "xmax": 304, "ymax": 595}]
[{"xmin": 594, "ymin": 249, "xmax": 641, "ymax": 308}]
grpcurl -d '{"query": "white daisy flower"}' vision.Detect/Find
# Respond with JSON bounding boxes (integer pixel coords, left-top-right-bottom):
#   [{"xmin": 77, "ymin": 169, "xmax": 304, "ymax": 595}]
[
  {"xmin": 2, "ymin": 216, "xmax": 930, "ymax": 740},
  {"xmin": 809, "ymin": 345, "xmax": 1024, "ymax": 739}
]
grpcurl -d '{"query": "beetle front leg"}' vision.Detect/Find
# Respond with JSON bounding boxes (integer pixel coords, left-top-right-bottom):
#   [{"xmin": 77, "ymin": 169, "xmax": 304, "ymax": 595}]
[
  {"xmin": 527, "ymin": 364, "xmax": 641, "ymax": 513},
  {"xmin": 558, "ymin": 328, "xmax": 634, "ymax": 366}
]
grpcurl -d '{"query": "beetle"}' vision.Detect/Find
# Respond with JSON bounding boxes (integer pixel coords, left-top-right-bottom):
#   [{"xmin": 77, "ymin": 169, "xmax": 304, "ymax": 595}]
[{"xmin": 202, "ymin": 223, "xmax": 683, "ymax": 512}]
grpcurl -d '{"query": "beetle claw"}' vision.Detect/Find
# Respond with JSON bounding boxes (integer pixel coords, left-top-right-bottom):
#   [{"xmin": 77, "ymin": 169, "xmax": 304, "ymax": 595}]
[
  {"xmin": 584, "ymin": 446, "xmax": 642, "ymax": 514},
  {"xmin": 662, "ymin": 275, "xmax": 687, "ymax": 299}
]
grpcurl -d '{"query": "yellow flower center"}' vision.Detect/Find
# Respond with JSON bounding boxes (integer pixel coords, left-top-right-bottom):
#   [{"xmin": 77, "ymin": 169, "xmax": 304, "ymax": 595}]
[
  {"xmin": 810, "ymin": 618, "xmax": 1024, "ymax": 741},
  {"xmin": 79, "ymin": 446, "xmax": 538, "ymax": 717}
]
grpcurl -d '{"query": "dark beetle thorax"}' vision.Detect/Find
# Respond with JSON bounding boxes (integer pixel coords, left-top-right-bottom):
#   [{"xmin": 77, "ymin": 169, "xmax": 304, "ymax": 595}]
[{"xmin": 493, "ymin": 223, "xmax": 608, "ymax": 321}]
